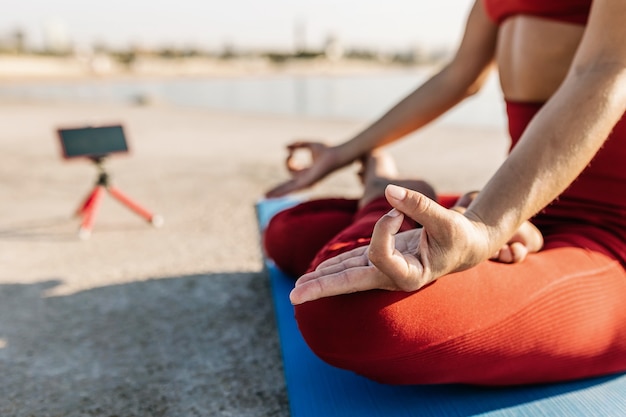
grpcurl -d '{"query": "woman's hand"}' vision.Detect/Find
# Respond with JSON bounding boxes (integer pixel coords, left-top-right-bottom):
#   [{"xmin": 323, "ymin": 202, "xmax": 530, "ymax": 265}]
[
  {"xmin": 490, "ymin": 220, "xmax": 543, "ymax": 263},
  {"xmin": 265, "ymin": 141, "xmax": 347, "ymax": 198},
  {"xmin": 290, "ymin": 184, "xmax": 494, "ymax": 304}
]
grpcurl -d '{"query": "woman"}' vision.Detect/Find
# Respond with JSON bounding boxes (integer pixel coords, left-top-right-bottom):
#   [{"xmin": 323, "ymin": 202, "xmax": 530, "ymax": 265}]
[{"xmin": 263, "ymin": 0, "xmax": 626, "ymax": 385}]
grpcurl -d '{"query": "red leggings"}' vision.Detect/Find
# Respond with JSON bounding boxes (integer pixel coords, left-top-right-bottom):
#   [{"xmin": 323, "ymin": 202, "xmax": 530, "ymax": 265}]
[{"xmin": 263, "ymin": 196, "xmax": 626, "ymax": 385}]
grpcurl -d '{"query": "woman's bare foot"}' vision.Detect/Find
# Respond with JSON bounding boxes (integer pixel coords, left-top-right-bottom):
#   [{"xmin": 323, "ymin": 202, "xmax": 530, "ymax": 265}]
[{"xmin": 358, "ymin": 151, "xmax": 437, "ymax": 208}]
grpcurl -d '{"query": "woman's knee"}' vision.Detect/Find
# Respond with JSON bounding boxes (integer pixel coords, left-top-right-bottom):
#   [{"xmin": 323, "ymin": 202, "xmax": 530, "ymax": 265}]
[
  {"xmin": 263, "ymin": 199, "xmax": 358, "ymax": 277},
  {"xmin": 294, "ymin": 291, "xmax": 439, "ymax": 384},
  {"xmin": 263, "ymin": 209, "xmax": 312, "ymax": 277}
]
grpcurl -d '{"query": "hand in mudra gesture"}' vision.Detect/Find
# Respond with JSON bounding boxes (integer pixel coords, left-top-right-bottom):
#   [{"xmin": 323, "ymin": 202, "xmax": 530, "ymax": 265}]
[
  {"xmin": 265, "ymin": 141, "xmax": 345, "ymax": 198},
  {"xmin": 290, "ymin": 184, "xmax": 543, "ymax": 305}
]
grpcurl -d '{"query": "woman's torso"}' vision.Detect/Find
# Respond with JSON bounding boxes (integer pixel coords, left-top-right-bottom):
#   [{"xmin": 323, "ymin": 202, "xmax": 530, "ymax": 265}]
[
  {"xmin": 493, "ymin": 7, "xmax": 585, "ymax": 102},
  {"xmin": 496, "ymin": 17, "xmax": 584, "ymax": 101},
  {"xmin": 484, "ymin": 0, "xmax": 626, "ymax": 261}
]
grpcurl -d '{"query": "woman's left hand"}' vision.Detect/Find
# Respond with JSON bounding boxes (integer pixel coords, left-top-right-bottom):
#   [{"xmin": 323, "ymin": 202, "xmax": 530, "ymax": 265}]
[
  {"xmin": 290, "ymin": 184, "xmax": 494, "ymax": 304},
  {"xmin": 490, "ymin": 220, "xmax": 543, "ymax": 263},
  {"xmin": 451, "ymin": 191, "xmax": 544, "ymax": 264}
]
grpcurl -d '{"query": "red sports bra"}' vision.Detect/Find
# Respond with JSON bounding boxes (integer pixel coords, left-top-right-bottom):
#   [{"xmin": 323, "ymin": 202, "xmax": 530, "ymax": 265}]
[{"xmin": 482, "ymin": 0, "xmax": 592, "ymax": 25}]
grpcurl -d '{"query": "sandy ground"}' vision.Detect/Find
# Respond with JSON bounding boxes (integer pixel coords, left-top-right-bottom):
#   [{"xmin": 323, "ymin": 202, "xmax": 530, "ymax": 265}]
[{"xmin": 0, "ymin": 96, "xmax": 507, "ymax": 416}]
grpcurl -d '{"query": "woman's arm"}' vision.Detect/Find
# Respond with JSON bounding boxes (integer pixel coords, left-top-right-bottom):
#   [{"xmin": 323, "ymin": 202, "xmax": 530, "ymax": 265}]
[
  {"xmin": 336, "ymin": 1, "xmax": 498, "ymax": 160},
  {"xmin": 466, "ymin": 0, "xmax": 626, "ymax": 255},
  {"xmin": 266, "ymin": 1, "xmax": 497, "ymax": 197}
]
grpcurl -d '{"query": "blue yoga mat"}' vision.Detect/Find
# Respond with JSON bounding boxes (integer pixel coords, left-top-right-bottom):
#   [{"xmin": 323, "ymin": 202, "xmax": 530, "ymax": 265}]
[{"xmin": 256, "ymin": 197, "xmax": 626, "ymax": 417}]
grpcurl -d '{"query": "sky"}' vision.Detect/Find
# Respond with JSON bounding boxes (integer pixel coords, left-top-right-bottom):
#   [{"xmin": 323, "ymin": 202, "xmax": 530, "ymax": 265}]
[{"xmin": 0, "ymin": 0, "xmax": 475, "ymax": 53}]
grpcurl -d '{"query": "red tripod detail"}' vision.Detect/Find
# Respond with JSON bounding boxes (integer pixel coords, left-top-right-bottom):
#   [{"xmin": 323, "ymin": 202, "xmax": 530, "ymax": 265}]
[{"xmin": 75, "ymin": 158, "xmax": 163, "ymax": 239}]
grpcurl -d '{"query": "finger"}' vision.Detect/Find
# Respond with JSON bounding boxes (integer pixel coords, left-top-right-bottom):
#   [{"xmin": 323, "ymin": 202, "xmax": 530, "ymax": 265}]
[
  {"xmin": 266, "ymin": 166, "xmax": 319, "ymax": 197},
  {"xmin": 296, "ymin": 254, "xmax": 369, "ymax": 287},
  {"xmin": 315, "ymin": 245, "xmax": 369, "ymax": 270},
  {"xmin": 492, "ymin": 245, "xmax": 512, "ymax": 263},
  {"xmin": 286, "ymin": 141, "xmax": 313, "ymax": 150},
  {"xmin": 368, "ymin": 209, "xmax": 427, "ymax": 291},
  {"xmin": 290, "ymin": 266, "xmax": 386, "ymax": 305},
  {"xmin": 508, "ymin": 242, "xmax": 528, "ymax": 263},
  {"xmin": 385, "ymin": 184, "xmax": 451, "ymax": 234},
  {"xmin": 265, "ymin": 180, "xmax": 299, "ymax": 198},
  {"xmin": 286, "ymin": 149, "xmax": 302, "ymax": 173},
  {"xmin": 491, "ymin": 243, "xmax": 529, "ymax": 263},
  {"xmin": 367, "ymin": 209, "xmax": 407, "ymax": 274},
  {"xmin": 519, "ymin": 222, "xmax": 544, "ymax": 252},
  {"xmin": 286, "ymin": 142, "xmax": 315, "ymax": 173}
]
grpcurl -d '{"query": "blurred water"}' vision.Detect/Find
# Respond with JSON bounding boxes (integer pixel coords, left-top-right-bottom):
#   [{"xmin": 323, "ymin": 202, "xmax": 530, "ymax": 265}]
[{"xmin": 0, "ymin": 70, "xmax": 506, "ymax": 128}]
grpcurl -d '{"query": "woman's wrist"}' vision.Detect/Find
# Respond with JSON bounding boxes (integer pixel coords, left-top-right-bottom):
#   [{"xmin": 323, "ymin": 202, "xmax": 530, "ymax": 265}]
[
  {"xmin": 335, "ymin": 137, "xmax": 370, "ymax": 167},
  {"xmin": 461, "ymin": 207, "xmax": 503, "ymax": 265},
  {"xmin": 456, "ymin": 189, "xmax": 517, "ymax": 256}
]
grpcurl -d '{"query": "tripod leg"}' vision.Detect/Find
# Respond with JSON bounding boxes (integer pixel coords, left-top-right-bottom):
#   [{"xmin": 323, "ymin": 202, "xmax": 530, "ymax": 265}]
[
  {"xmin": 78, "ymin": 185, "xmax": 106, "ymax": 239},
  {"xmin": 108, "ymin": 185, "xmax": 164, "ymax": 227},
  {"xmin": 75, "ymin": 187, "xmax": 98, "ymax": 217}
]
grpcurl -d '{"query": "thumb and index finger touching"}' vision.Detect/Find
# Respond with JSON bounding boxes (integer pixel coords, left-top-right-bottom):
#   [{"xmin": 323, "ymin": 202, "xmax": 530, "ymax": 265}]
[
  {"xmin": 289, "ymin": 184, "xmax": 473, "ymax": 304},
  {"xmin": 265, "ymin": 142, "xmax": 317, "ymax": 198},
  {"xmin": 384, "ymin": 183, "xmax": 495, "ymax": 279},
  {"xmin": 373, "ymin": 184, "xmax": 467, "ymax": 283},
  {"xmin": 384, "ymin": 184, "xmax": 453, "ymax": 235},
  {"xmin": 266, "ymin": 141, "xmax": 330, "ymax": 198}
]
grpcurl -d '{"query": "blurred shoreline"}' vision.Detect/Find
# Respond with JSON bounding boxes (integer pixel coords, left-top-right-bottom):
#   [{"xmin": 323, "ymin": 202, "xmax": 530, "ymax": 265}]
[{"xmin": 0, "ymin": 54, "xmax": 441, "ymax": 85}]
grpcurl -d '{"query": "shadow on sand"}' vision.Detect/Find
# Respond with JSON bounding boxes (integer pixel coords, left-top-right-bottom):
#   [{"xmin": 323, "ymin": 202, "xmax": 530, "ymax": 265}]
[{"xmin": 0, "ymin": 272, "xmax": 288, "ymax": 417}]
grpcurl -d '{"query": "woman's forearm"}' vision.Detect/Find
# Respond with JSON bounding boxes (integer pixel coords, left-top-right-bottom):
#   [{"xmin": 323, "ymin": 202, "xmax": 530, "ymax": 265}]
[
  {"xmin": 335, "ymin": 0, "xmax": 497, "ymax": 165},
  {"xmin": 467, "ymin": 0, "xmax": 626, "ymax": 254},
  {"xmin": 466, "ymin": 68, "xmax": 626, "ymax": 254},
  {"xmin": 337, "ymin": 65, "xmax": 490, "ymax": 160}
]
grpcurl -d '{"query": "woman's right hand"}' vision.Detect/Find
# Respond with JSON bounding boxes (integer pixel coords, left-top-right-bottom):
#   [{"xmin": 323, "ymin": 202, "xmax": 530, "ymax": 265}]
[
  {"xmin": 289, "ymin": 185, "xmax": 493, "ymax": 304},
  {"xmin": 265, "ymin": 141, "xmax": 347, "ymax": 198}
]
